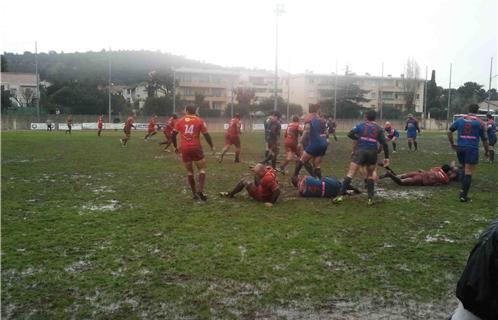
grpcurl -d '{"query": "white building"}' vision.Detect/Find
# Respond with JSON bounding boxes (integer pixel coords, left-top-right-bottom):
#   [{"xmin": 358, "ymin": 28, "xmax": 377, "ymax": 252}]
[{"xmin": 1, "ymin": 72, "xmax": 39, "ymax": 107}]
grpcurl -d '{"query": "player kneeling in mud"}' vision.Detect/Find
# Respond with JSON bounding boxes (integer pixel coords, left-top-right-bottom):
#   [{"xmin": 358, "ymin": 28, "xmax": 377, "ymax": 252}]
[
  {"xmin": 380, "ymin": 161, "xmax": 460, "ymax": 186},
  {"xmin": 220, "ymin": 163, "xmax": 280, "ymax": 207},
  {"xmin": 292, "ymin": 175, "xmax": 361, "ymax": 198}
]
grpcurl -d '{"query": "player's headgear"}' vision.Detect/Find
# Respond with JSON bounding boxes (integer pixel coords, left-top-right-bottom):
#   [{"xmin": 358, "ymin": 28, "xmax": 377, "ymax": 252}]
[
  {"xmin": 384, "ymin": 121, "xmax": 391, "ymax": 128},
  {"xmin": 441, "ymin": 164, "xmax": 451, "ymax": 173}
]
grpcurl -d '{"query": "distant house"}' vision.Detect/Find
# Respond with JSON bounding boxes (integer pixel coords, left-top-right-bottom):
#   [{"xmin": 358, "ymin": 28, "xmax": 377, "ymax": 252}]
[
  {"xmin": 478, "ymin": 100, "xmax": 498, "ymax": 113},
  {"xmin": 1, "ymin": 72, "xmax": 39, "ymax": 107},
  {"xmin": 111, "ymin": 82, "xmax": 167, "ymax": 110}
]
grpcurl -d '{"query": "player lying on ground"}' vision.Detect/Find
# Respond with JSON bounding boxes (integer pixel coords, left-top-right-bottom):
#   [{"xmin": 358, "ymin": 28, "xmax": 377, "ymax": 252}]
[
  {"xmin": 172, "ymin": 105, "xmax": 214, "ymax": 201},
  {"xmin": 280, "ymin": 115, "xmax": 303, "ymax": 173},
  {"xmin": 447, "ymin": 103, "xmax": 489, "ymax": 202},
  {"xmin": 293, "ymin": 103, "xmax": 328, "ymax": 179},
  {"xmin": 159, "ymin": 114, "xmax": 178, "ymax": 151},
  {"xmin": 380, "ymin": 161, "xmax": 460, "ymax": 186},
  {"xmin": 293, "ymin": 175, "xmax": 360, "ymax": 198},
  {"xmin": 334, "ymin": 109, "xmax": 389, "ymax": 206},
  {"xmin": 486, "ymin": 112, "xmax": 497, "ymax": 163},
  {"xmin": 144, "ymin": 115, "xmax": 159, "ymax": 140},
  {"xmin": 219, "ymin": 113, "xmax": 242, "ymax": 163},
  {"xmin": 120, "ymin": 115, "xmax": 136, "ymax": 147},
  {"xmin": 220, "ymin": 163, "xmax": 280, "ymax": 207},
  {"xmin": 405, "ymin": 114, "xmax": 420, "ymax": 151}
]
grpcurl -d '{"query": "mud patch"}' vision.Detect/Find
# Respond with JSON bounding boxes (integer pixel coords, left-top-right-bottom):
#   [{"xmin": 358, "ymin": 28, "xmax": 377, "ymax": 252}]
[
  {"xmin": 376, "ymin": 187, "xmax": 429, "ymax": 200},
  {"xmin": 80, "ymin": 200, "xmax": 120, "ymax": 213}
]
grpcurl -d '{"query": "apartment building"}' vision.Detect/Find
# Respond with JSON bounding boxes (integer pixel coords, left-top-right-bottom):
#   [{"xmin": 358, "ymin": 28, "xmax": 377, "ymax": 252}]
[
  {"xmin": 287, "ymin": 72, "xmax": 425, "ymax": 114},
  {"xmin": 1, "ymin": 72, "xmax": 39, "ymax": 107}
]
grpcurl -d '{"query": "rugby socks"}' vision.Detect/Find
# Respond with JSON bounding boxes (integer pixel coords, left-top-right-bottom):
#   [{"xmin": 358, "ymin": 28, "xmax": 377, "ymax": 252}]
[
  {"xmin": 413, "ymin": 141, "xmax": 418, "ymax": 151},
  {"xmin": 264, "ymin": 150, "xmax": 269, "ymax": 163},
  {"xmin": 392, "ymin": 142, "xmax": 397, "ymax": 152},
  {"xmin": 314, "ymin": 168, "xmax": 322, "ymax": 179},
  {"xmin": 198, "ymin": 173, "xmax": 206, "ymax": 192},
  {"xmin": 262, "ymin": 152, "xmax": 273, "ymax": 165},
  {"xmin": 387, "ymin": 172, "xmax": 402, "ymax": 185},
  {"xmin": 340, "ymin": 176, "xmax": 352, "ymax": 195},
  {"xmin": 228, "ymin": 180, "xmax": 245, "ymax": 196},
  {"xmin": 293, "ymin": 159, "xmax": 304, "ymax": 177},
  {"xmin": 271, "ymin": 155, "xmax": 277, "ymax": 169},
  {"xmin": 366, "ymin": 179, "xmax": 375, "ymax": 199},
  {"xmin": 462, "ymin": 174, "xmax": 472, "ymax": 198},
  {"xmin": 304, "ymin": 162, "xmax": 314, "ymax": 175},
  {"xmin": 490, "ymin": 150, "xmax": 495, "ymax": 163},
  {"xmin": 235, "ymin": 151, "xmax": 240, "ymax": 163},
  {"xmin": 408, "ymin": 141, "xmax": 412, "ymax": 150},
  {"xmin": 187, "ymin": 175, "xmax": 196, "ymax": 194}
]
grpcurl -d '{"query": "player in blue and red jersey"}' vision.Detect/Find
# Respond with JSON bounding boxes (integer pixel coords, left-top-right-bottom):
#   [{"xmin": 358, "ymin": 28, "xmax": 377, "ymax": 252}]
[
  {"xmin": 486, "ymin": 113, "xmax": 496, "ymax": 163},
  {"xmin": 333, "ymin": 110, "xmax": 389, "ymax": 206},
  {"xmin": 448, "ymin": 104, "xmax": 489, "ymax": 202},
  {"xmin": 326, "ymin": 117, "xmax": 338, "ymax": 141},
  {"xmin": 261, "ymin": 111, "xmax": 282, "ymax": 168},
  {"xmin": 219, "ymin": 113, "xmax": 242, "ymax": 163},
  {"xmin": 384, "ymin": 122, "xmax": 400, "ymax": 152},
  {"xmin": 297, "ymin": 175, "xmax": 360, "ymax": 198},
  {"xmin": 172, "ymin": 105, "xmax": 214, "ymax": 201},
  {"xmin": 292, "ymin": 103, "xmax": 328, "ymax": 179},
  {"xmin": 405, "ymin": 114, "xmax": 420, "ymax": 151}
]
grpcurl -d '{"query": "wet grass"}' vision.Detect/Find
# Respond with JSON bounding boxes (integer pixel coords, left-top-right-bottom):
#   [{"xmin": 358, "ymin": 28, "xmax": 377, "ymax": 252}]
[{"xmin": 2, "ymin": 130, "xmax": 497, "ymax": 319}]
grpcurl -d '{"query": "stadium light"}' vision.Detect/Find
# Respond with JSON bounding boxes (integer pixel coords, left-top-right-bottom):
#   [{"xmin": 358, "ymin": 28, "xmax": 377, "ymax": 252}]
[
  {"xmin": 108, "ymin": 48, "xmax": 112, "ymax": 123},
  {"xmin": 273, "ymin": 3, "xmax": 285, "ymax": 112},
  {"xmin": 446, "ymin": 63, "xmax": 452, "ymax": 130}
]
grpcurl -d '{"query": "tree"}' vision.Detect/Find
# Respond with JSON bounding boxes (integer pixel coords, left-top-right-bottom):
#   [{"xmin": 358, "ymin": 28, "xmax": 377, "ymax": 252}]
[
  {"xmin": 142, "ymin": 96, "xmax": 173, "ymax": 116},
  {"xmin": 319, "ymin": 75, "xmax": 370, "ymax": 118},
  {"xmin": 1, "ymin": 85, "xmax": 12, "ymax": 112},
  {"xmin": 21, "ymin": 87, "xmax": 36, "ymax": 107},
  {"xmin": 146, "ymin": 70, "xmax": 175, "ymax": 98},
  {"xmin": 194, "ymin": 92, "xmax": 209, "ymax": 109},
  {"xmin": 402, "ymin": 58, "xmax": 421, "ymax": 113},
  {"xmin": 1, "ymin": 55, "xmax": 7, "ymax": 72},
  {"xmin": 235, "ymin": 87, "xmax": 255, "ymax": 106},
  {"xmin": 253, "ymin": 96, "xmax": 303, "ymax": 117}
]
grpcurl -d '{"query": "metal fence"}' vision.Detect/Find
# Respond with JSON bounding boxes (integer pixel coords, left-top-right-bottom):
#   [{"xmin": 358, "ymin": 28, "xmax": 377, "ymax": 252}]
[{"xmin": 1, "ymin": 114, "xmax": 449, "ymax": 132}]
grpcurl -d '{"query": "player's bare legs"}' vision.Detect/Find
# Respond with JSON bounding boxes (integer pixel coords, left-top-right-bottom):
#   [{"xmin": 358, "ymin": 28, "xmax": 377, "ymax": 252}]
[
  {"xmin": 184, "ymin": 161, "xmax": 198, "ymax": 199},
  {"xmin": 222, "ymin": 178, "xmax": 251, "ymax": 197},
  {"xmin": 333, "ymin": 162, "xmax": 360, "ymax": 204},
  {"xmin": 195, "ymin": 159, "xmax": 208, "ymax": 201},
  {"xmin": 219, "ymin": 144, "xmax": 230, "ymax": 163},
  {"xmin": 234, "ymin": 145, "xmax": 241, "ymax": 163},
  {"xmin": 312, "ymin": 156, "xmax": 323, "ymax": 179}
]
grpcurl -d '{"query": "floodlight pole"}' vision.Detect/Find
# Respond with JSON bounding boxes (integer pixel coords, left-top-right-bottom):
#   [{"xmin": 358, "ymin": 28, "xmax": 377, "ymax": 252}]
[
  {"xmin": 423, "ymin": 66, "xmax": 428, "ymax": 127},
  {"xmin": 173, "ymin": 68, "xmax": 176, "ymax": 113},
  {"xmin": 379, "ymin": 62, "xmax": 384, "ymax": 120},
  {"xmin": 446, "ymin": 63, "xmax": 452, "ymax": 130},
  {"xmin": 230, "ymin": 75, "xmax": 234, "ymax": 118},
  {"xmin": 273, "ymin": 4, "xmax": 284, "ymax": 112}
]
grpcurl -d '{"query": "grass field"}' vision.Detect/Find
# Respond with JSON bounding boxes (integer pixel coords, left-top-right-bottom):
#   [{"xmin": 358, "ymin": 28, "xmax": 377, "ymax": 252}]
[{"xmin": 2, "ymin": 130, "xmax": 497, "ymax": 319}]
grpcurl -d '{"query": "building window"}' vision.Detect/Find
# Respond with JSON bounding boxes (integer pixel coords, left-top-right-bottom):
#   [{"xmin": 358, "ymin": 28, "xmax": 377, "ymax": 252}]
[{"xmin": 382, "ymin": 91, "xmax": 394, "ymax": 100}]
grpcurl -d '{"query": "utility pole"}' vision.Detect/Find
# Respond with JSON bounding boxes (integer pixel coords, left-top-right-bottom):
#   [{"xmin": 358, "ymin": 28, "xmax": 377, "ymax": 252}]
[
  {"xmin": 488, "ymin": 57, "xmax": 493, "ymax": 113},
  {"xmin": 423, "ymin": 66, "xmax": 428, "ymax": 128},
  {"xmin": 379, "ymin": 62, "xmax": 384, "ymax": 120},
  {"xmin": 286, "ymin": 72, "xmax": 290, "ymax": 120},
  {"xmin": 35, "ymin": 41, "xmax": 40, "ymax": 122},
  {"xmin": 173, "ymin": 69, "xmax": 176, "ymax": 113},
  {"xmin": 446, "ymin": 63, "xmax": 452, "ymax": 130},
  {"xmin": 333, "ymin": 59, "xmax": 338, "ymax": 120},
  {"xmin": 230, "ymin": 75, "xmax": 234, "ymax": 118},
  {"xmin": 273, "ymin": 4, "xmax": 285, "ymax": 112},
  {"xmin": 108, "ymin": 48, "xmax": 112, "ymax": 123}
]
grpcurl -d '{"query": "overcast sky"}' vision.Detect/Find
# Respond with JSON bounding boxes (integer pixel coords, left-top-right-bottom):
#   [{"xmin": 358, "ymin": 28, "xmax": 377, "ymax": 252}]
[{"xmin": 1, "ymin": 0, "xmax": 496, "ymax": 88}]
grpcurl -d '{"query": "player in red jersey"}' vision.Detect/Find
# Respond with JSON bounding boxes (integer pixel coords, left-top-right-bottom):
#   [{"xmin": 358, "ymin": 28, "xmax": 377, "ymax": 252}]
[
  {"xmin": 143, "ymin": 115, "xmax": 159, "ymax": 140},
  {"xmin": 159, "ymin": 114, "xmax": 178, "ymax": 151},
  {"xmin": 381, "ymin": 161, "xmax": 459, "ymax": 186},
  {"xmin": 172, "ymin": 105, "xmax": 214, "ymax": 201},
  {"xmin": 65, "ymin": 115, "xmax": 73, "ymax": 135},
  {"xmin": 120, "ymin": 115, "xmax": 136, "ymax": 147},
  {"xmin": 220, "ymin": 163, "xmax": 280, "ymax": 207},
  {"xmin": 97, "ymin": 115, "xmax": 103, "ymax": 136},
  {"xmin": 218, "ymin": 113, "xmax": 242, "ymax": 163},
  {"xmin": 280, "ymin": 115, "xmax": 303, "ymax": 173}
]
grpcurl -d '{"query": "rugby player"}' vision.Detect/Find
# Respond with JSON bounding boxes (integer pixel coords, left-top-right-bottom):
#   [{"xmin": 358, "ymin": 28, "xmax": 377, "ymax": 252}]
[
  {"xmin": 97, "ymin": 115, "xmax": 103, "ymax": 137},
  {"xmin": 326, "ymin": 117, "xmax": 338, "ymax": 141},
  {"xmin": 293, "ymin": 104, "xmax": 328, "ymax": 179},
  {"xmin": 263, "ymin": 115, "xmax": 272, "ymax": 162},
  {"xmin": 384, "ymin": 122, "xmax": 399, "ymax": 152},
  {"xmin": 172, "ymin": 105, "xmax": 214, "ymax": 201},
  {"xmin": 143, "ymin": 115, "xmax": 159, "ymax": 140},
  {"xmin": 120, "ymin": 115, "xmax": 136, "ymax": 147},
  {"xmin": 261, "ymin": 112, "xmax": 282, "ymax": 168},
  {"xmin": 486, "ymin": 113, "xmax": 497, "ymax": 163},
  {"xmin": 219, "ymin": 163, "xmax": 280, "ymax": 207},
  {"xmin": 405, "ymin": 114, "xmax": 420, "ymax": 151},
  {"xmin": 65, "ymin": 114, "xmax": 73, "ymax": 135},
  {"xmin": 159, "ymin": 114, "xmax": 178, "ymax": 152},
  {"xmin": 280, "ymin": 115, "xmax": 303, "ymax": 173},
  {"xmin": 448, "ymin": 104, "xmax": 489, "ymax": 202},
  {"xmin": 295, "ymin": 175, "xmax": 360, "ymax": 198},
  {"xmin": 218, "ymin": 113, "xmax": 242, "ymax": 163},
  {"xmin": 381, "ymin": 162, "xmax": 459, "ymax": 186},
  {"xmin": 333, "ymin": 110, "xmax": 389, "ymax": 206}
]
